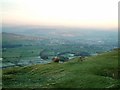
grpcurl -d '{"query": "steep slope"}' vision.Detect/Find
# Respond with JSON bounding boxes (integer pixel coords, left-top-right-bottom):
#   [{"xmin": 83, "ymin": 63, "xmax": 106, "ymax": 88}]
[{"xmin": 2, "ymin": 49, "xmax": 119, "ymax": 88}]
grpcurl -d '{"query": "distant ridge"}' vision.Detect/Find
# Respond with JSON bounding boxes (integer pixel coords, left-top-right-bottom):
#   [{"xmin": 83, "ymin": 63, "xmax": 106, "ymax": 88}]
[{"xmin": 2, "ymin": 32, "xmax": 47, "ymax": 41}]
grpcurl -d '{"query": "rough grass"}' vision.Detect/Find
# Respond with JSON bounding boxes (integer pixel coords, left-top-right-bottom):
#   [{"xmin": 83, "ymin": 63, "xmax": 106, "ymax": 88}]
[{"xmin": 2, "ymin": 49, "xmax": 119, "ymax": 88}]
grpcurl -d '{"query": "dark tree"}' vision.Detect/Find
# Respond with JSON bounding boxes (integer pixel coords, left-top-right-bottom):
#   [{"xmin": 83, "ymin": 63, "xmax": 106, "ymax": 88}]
[{"xmin": 40, "ymin": 49, "xmax": 49, "ymax": 60}]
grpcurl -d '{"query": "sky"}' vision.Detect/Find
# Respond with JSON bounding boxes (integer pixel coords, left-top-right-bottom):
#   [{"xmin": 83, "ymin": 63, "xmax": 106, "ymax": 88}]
[{"xmin": 1, "ymin": 0, "xmax": 119, "ymax": 29}]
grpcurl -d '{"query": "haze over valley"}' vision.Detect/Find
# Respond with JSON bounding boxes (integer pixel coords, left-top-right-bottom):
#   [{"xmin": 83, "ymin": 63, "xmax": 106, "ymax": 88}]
[{"xmin": 1, "ymin": 25, "xmax": 118, "ymax": 68}]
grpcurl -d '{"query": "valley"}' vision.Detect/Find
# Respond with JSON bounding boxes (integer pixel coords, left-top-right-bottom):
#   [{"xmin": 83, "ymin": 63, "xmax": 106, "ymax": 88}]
[{"xmin": 1, "ymin": 28, "xmax": 118, "ymax": 68}]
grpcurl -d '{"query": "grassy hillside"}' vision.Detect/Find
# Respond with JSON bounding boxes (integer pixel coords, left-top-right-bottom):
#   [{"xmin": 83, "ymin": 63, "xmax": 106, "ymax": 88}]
[{"xmin": 2, "ymin": 49, "xmax": 119, "ymax": 88}]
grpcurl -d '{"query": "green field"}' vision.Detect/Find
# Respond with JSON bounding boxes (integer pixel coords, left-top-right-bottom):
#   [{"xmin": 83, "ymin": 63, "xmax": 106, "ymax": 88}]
[
  {"xmin": 2, "ymin": 49, "xmax": 119, "ymax": 88},
  {"xmin": 2, "ymin": 46, "xmax": 43, "ymax": 64}
]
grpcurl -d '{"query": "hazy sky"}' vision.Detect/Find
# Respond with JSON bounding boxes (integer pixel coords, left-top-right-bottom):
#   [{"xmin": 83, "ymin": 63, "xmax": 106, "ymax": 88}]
[{"xmin": 1, "ymin": 0, "xmax": 119, "ymax": 29}]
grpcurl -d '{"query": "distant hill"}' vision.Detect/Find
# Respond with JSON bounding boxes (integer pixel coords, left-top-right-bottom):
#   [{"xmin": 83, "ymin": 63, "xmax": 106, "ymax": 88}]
[
  {"xmin": 2, "ymin": 32, "xmax": 46, "ymax": 41},
  {"xmin": 2, "ymin": 32, "xmax": 48, "ymax": 48},
  {"xmin": 2, "ymin": 49, "xmax": 119, "ymax": 88}
]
